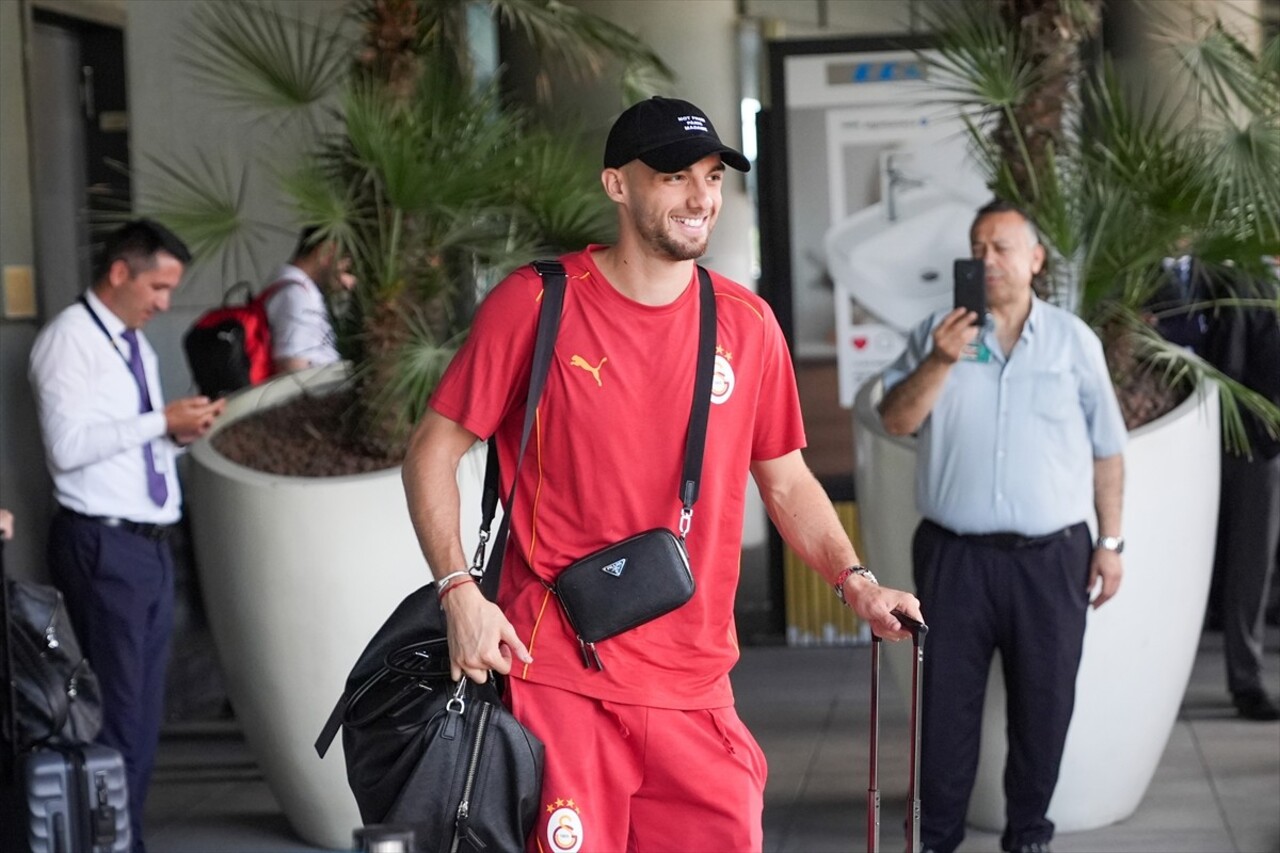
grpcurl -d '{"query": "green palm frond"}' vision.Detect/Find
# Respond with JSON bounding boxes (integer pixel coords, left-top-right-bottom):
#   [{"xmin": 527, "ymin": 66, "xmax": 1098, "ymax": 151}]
[
  {"xmin": 919, "ymin": 0, "xmax": 1041, "ymax": 113},
  {"xmin": 137, "ymin": 149, "xmax": 284, "ymax": 288},
  {"xmin": 359, "ymin": 307, "xmax": 465, "ymax": 446},
  {"xmin": 1160, "ymin": 23, "xmax": 1280, "ymax": 241},
  {"xmin": 1024, "ymin": 142, "xmax": 1079, "ymax": 252},
  {"xmin": 1196, "ymin": 117, "xmax": 1280, "ymax": 241},
  {"xmin": 277, "ymin": 154, "xmax": 362, "ymax": 244},
  {"xmin": 180, "ymin": 0, "xmax": 350, "ymax": 126},
  {"xmin": 1170, "ymin": 21, "xmax": 1278, "ymax": 117},
  {"xmin": 490, "ymin": 0, "xmax": 673, "ymax": 91},
  {"xmin": 1084, "ymin": 67, "xmax": 1199, "ymax": 209},
  {"xmin": 1262, "ymin": 29, "xmax": 1280, "ymax": 81},
  {"xmin": 502, "ymin": 127, "xmax": 613, "ymax": 249},
  {"xmin": 342, "ymin": 84, "xmax": 442, "ymax": 212}
]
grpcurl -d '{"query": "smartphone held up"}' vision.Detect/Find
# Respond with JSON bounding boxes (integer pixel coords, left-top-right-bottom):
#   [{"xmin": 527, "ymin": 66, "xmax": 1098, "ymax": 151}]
[{"xmin": 953, "ymin": 259, "xmax": 985, "ymax": 324}]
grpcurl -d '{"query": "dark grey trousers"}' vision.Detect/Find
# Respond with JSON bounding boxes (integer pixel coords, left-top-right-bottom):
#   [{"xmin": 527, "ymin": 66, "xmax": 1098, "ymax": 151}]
[{"xmin": 1217, "ymin": 450, "xmax": 1280, "ymax": 696}]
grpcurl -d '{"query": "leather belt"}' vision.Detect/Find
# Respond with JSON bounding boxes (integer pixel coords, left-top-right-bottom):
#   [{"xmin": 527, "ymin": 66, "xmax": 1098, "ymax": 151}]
[
  {"xmin": 925, "ymin": 519, "xmax": 1076, "ymax": 551},
  {"xmin": 60, "ymin": 508, "xmax": 175, "ymax": 543}
]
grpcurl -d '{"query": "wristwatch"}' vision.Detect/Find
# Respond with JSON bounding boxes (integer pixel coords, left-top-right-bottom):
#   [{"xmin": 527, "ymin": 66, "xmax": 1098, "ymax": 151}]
[
  {"xmin": 834, "ymin": 565, "xmax": 878, "ymax": 605},
  {"xmin": 1096, "ymin": 535, "xmax": 1125, "ymax": 554}
]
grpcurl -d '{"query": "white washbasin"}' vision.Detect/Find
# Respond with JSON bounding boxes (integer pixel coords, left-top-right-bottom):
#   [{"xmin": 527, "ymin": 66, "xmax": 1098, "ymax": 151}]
[{"xmin": 826, "ymin": 188, "xmax": 974, "ymax": 332}]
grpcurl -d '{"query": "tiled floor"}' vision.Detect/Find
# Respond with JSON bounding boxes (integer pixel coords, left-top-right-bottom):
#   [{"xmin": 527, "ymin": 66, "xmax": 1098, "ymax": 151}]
[
  {"xmin": 741, "ymin": 629, "xmax": 1280, "ymax": 853},
  {"xmin": 143, "ymin": 629, "xmax": 1279, "ymax": 852}
]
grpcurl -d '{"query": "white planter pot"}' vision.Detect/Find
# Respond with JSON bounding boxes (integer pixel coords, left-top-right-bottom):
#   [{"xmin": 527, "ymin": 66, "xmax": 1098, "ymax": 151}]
[
  {"xmin": 853, "ymin": 378, "xmax": 1220, "ymax": 833},
  {"xmin": 186, "ymin": 364, "xmax": 492, "ymax": 849}
]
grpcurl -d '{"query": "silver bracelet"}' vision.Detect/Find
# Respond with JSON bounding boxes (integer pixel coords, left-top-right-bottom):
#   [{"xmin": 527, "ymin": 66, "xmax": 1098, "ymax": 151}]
[{"xmin": 435, "ymin": 570, "xmax": 472, "ymax": 595}]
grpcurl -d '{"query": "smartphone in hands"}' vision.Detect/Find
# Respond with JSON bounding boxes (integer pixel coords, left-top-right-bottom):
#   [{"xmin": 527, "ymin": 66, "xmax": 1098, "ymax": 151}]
[{"xmin": 954, "ymin": 259, "xmax": 986, "ymax": 324}]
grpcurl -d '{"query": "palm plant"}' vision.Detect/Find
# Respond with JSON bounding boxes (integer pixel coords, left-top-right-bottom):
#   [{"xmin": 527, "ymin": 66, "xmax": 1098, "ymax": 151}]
[
  {"xmin": 921, "ymin": 0, "xmax": 1280, "ymax": 452},
  {"xmin": 142, "ymin": 0, "xmax": 672, "ymax": 461}
]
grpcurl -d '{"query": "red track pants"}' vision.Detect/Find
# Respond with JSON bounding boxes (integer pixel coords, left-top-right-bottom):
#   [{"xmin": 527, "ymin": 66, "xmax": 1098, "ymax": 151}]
[{"xmin": 507, "ymin": 678, "xmax": 767, "ymax": 853}]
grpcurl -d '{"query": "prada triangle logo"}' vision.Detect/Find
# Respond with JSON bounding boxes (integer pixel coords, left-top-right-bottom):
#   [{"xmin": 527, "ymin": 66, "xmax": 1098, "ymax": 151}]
[{"xmin": 602, "ymin": 558, "xmax": 627, "ymax": 577}]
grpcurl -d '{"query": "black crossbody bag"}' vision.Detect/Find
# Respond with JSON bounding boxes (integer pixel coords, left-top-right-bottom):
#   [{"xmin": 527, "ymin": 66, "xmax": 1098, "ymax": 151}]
[
  {"xmin": 314, "ymin": 259, "xmax": 567, "ymax": 853},
  {"xmin": 548, "ymin": 267, "xmax": 716, "ymax": 670}
]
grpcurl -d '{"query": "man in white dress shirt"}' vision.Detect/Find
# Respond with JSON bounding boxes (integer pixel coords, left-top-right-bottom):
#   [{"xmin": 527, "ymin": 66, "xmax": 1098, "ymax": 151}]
[
  {"xmin": 29, "ymin": 219, "xmax": 225, "ymax": 851},
  {"xmin": 263, "ymin": 228, "xmax": 355, "ymax": 374}
]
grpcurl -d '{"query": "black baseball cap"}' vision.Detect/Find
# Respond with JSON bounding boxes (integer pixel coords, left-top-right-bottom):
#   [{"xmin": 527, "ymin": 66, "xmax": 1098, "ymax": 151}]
[{"xmin": 603, "ymin": 96, "xmax": 750, "ymax": 174}]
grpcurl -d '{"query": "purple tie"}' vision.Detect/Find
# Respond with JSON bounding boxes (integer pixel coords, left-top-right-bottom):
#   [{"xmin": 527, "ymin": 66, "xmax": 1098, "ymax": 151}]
[{"xmin": 121, "ymin": 329, "xmax": 169, "ymax": 507}]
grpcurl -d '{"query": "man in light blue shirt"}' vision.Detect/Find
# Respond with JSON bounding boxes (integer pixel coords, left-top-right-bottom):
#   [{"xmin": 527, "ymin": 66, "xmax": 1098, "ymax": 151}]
[{"xmin": 879, "ymin": 200, "xmax": 1126, "ymax": 853}]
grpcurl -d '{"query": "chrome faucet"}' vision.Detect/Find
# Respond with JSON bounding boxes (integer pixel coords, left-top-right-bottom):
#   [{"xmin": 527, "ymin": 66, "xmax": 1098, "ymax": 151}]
[{"xmin": 885, "ymin": 154, "xmax": 925, "ymax": 222}]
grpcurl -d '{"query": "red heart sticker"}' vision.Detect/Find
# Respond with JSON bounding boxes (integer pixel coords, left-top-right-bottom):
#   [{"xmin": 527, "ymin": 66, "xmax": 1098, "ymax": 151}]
[{"xmin": 852, "ymin": 336, "xmax": 868, "ymax": 350}]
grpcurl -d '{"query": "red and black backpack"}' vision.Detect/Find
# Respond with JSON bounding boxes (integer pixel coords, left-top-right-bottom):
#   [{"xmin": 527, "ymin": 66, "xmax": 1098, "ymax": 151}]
[{"xmin": 182, "ymin": 279, "xmax": 294, "ymax": 398}]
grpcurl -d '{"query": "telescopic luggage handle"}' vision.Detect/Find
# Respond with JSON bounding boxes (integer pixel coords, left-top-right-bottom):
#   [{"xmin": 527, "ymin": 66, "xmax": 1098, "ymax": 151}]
[{"xmin": 868, "ymin": 610, "xmax": 927, "ymax": 853}]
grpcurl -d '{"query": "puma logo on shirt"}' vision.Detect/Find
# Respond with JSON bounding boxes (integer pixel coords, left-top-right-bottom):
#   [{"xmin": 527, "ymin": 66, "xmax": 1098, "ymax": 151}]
[{"xmin": 570, "ymin": 355, "xmax": 608, "ymax": 387}]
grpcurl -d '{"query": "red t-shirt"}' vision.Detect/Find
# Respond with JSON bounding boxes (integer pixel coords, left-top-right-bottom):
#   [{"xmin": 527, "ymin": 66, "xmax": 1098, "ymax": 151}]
[{"xmin": 429, "ymin": 247, "xmax": 805, "ymax": 708}]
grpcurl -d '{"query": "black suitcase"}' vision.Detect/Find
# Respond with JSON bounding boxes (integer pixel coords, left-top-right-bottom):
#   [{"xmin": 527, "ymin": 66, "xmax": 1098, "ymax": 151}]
[
  {"xmin": 1, "ymin": 542, "xmax": 131, "ymax": 852},
  {"xmin": 867, "ymin": 611, "xmax": 927, "ymax": 853}
]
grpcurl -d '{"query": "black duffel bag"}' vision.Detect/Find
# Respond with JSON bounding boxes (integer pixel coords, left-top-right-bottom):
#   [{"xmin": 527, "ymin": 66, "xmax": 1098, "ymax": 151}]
[
  {"xmin": 2, "ymin": 574, "xmax": 103, "ymax": 751},
  {"xmin": 315, "ymin": 585, "xmax": 543, "ymax": 852}
]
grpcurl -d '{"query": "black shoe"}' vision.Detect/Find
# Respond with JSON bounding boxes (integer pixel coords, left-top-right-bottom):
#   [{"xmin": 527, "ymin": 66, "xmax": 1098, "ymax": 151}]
[
  {"xmin": 1012, "ymin": 844, "xmax": 1052, "ymax": 853},
  {"xmin": 1233, "ymin": 689, "xmax": 1280, "ymax": 721}
]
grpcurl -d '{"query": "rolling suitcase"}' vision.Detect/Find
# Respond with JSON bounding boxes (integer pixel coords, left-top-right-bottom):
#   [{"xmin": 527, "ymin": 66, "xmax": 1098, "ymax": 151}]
[
  {"xmin": 867, "ymin": 611, "xmax": 927, "ymax": 853},
  {"xmin": 1, "ymin": 542, "xmax": 131, "ymax": 852},
  {"xmin": 21, "ymin": 743, "xmax": 130, "ymax": 852}
]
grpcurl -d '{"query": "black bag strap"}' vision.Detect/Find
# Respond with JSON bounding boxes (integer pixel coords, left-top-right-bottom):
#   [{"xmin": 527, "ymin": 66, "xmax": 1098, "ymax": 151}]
[
  {"xmin": 474, "ymin": 259, "xmax": 565, "ymax": 600},
  {"xmin": 679, "ymin": 267, "xmax": 717, "ymax": 535},
  {"xmin": 475, "ymin": 264, "xmax": 715, "ymax": 554}
]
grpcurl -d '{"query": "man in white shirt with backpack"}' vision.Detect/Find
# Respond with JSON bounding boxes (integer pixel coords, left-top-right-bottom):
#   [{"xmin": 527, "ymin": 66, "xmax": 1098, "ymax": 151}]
[{"xmin": 263, "ymin": 227, "xmax": 355, "ymax": 374}]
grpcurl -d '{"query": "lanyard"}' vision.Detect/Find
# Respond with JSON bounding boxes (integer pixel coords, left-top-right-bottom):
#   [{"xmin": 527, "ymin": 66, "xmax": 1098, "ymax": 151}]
[{"xmin": 78, "ymin": 295, "xmax": 133, "ymax": 372}]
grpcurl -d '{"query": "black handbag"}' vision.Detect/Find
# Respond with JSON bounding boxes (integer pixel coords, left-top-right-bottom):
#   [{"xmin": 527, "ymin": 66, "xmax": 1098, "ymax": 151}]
[
  {"xmin": 548, "ymin": 267, "xmax": 715, "ymax": 670},
  {"xmin": 314, "ymin": 260, "xmax": 566, "ymax": 852},
  {"xmin": 1, "ymin": 543, "xmax": 103, "ymax": 755}
]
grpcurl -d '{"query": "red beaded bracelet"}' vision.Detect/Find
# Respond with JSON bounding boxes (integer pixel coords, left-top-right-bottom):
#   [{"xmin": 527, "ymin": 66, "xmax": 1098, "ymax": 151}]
[
  {"xmin": 834, "ymin": 567, "xmax": 855, "ymax": 591},
  {"xmin": 438, "ymin": 577, "xmax": 476, "ymax": 603},
  {"xmin": 834, "ymin": 564, "xmax": 876, "ymax": 606}
]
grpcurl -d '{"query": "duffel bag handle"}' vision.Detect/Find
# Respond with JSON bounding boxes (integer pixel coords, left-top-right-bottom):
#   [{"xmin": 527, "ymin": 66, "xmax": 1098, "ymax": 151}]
[{"xmin": 316, "ymin": 650, "xmax": 478, "ymax": 756}]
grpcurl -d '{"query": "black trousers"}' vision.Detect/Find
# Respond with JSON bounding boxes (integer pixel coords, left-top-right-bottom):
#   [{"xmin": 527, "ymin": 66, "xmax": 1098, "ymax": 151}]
[
  {"xmin": 48, "ymin": 510, "xmax": 175, "ymax": 853},
  {"xmin": 1217, "ymin": 450, "xmax": 1280, "ymax": 696},
  {"xmin": 913, "ymin": 519, "xmax": 1090, "ymax": 853}
]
